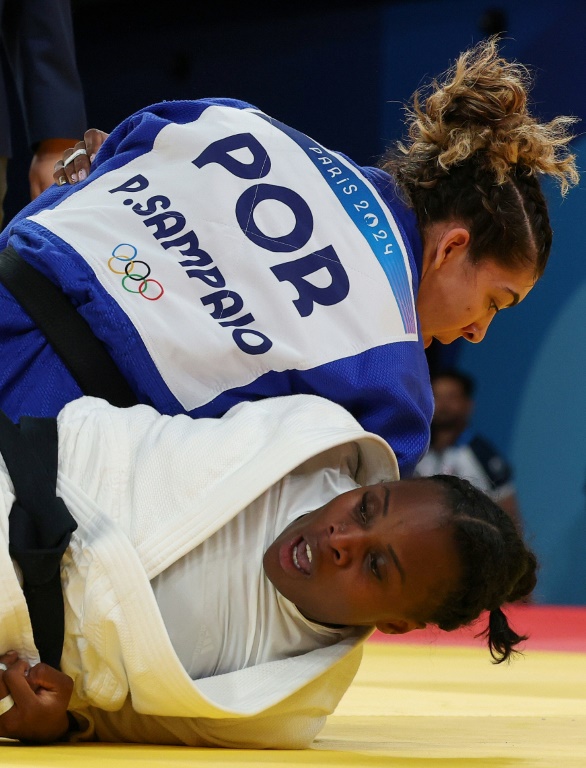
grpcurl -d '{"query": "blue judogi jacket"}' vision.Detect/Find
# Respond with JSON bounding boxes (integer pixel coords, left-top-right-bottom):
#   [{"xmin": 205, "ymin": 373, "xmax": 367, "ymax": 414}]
[{"xmin": 0, "ymin": 98, "xmax": 432, "ymax": 476}]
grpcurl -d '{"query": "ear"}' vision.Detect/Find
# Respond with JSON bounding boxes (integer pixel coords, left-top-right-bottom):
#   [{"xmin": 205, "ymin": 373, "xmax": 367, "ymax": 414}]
[
  {"xmin": 432, "ymin": 226, "xmax": 471, "ymax": 271},
  {"xmin": 375, "ymin": 619, "xmax": 426, "ymax": 635}
]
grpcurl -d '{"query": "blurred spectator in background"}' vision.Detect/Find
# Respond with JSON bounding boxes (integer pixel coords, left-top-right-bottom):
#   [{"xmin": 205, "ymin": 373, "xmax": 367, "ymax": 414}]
[
  {"xmin": 416, "ymin": 369, "xmax": 522, "ymax": 527},
  {"xmin": 0, "ymin": 0, "xmax": 86, "ymax": 226}
]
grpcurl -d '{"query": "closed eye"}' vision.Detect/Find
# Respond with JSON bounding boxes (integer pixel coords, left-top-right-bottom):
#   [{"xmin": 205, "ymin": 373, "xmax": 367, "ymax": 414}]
[
  {"xmin": 356, "ymin": 492, "xmax": 374, "ymax": 526},
  {"xmin": 369, "ymin": 552, "xmax": 382, "ymax": 580}
]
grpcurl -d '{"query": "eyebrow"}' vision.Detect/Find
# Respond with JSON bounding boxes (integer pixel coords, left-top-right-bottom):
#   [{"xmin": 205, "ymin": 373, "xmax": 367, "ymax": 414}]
[
  {"xmin": 381, "ymin": 485, "xmax": 406, "ymax": 583},
  {"xmin": 382, "ymin": 485, "xmax": 390, "ymax": 516},
  {"xmin": 387, "ymin": 543, "xmax": 406, "ymax": 584},
  {"xmin": 504, "ymin": 288, "xmax": 520, "ymax": 308}
]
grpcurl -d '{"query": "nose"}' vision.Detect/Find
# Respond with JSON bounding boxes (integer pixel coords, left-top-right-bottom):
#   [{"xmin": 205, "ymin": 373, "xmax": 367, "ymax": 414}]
[
  {"xmin": 328, "ymin": 522, "xmax": 363, "ymax": 567},
  {"xmin": 461, "ymin": 315, "xmax": 493, "ymax": 343}
]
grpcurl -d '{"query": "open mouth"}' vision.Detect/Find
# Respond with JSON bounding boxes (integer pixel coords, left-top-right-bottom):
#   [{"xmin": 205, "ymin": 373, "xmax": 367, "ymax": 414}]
[{"xmin": 291, "ymin": 537, "xmax": 313, "ymax": 575}]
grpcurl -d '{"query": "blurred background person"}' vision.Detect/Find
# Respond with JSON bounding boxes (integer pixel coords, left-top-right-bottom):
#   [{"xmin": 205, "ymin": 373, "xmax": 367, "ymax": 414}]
[
  {"xmin": 0, "ymin": 0, "xmax": 86, "ymax": 226},
  {"xmin": 416, "ymin": 369, "xmax": 522, "ymax": 529}
]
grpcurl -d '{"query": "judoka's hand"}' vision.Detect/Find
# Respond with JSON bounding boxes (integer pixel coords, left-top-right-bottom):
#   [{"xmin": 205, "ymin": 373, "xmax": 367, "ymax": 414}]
[
  {"xmin": 0, "ymin": 651, "xmax": 73, "ymax": 743},
  {"xmin": 53, "ymin": 129, "xmax": 110, "ymax": 186}
]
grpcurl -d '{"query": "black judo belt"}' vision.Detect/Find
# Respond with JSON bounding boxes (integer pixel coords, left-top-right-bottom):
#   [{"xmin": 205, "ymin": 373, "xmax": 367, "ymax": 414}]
[
  {"xmin": 0, "ymin": 244, "xmax": 138, "ymax": 407},
  {"xmin": 0, "ymin": 411, "xmax": 77, "ymax": 669}
]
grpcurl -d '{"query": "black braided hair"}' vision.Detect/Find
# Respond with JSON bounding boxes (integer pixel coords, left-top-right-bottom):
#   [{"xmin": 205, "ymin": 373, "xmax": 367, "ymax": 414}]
[
  {"xmin": 405, "ymin": 160, "xmax": 552, "ymax": 279},
  {"xmin": 425, "ymin": 474, "xmax": 538, "ymax": 663}
]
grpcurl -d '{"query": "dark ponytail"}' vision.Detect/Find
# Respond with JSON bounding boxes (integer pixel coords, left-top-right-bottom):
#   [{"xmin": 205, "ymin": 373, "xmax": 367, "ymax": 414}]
[
  {"xmin": 481, "ymin": 607, "xmax": 528, "ymax": 664},
  {"xmin": 425, "ymin": 474, "xmax": 538, "ymax": 663}
]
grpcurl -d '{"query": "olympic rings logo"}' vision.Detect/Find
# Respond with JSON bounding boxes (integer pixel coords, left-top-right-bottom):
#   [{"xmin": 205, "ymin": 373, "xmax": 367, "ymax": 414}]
[{"xmin": 108, "ymin": 243, "xmax": 165, "ymax": 301}]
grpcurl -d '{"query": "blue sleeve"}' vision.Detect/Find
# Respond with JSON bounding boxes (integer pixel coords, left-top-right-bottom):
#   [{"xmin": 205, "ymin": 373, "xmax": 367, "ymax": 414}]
[
  {"xmin": 299, "ymin": 344, "xmax": 433, "ymax": 478},
  {"xmin": 197, "ymin": 341, "xmax": 433, "ymax": 479}
]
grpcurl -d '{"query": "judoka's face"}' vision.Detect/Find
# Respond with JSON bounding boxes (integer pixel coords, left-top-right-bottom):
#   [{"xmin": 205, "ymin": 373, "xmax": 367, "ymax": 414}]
[
  {"xmin": 263, "ymin": 480, "xmax": 461, "ymax": 634},
  {"xmin": 417, "ymin": 223, "xmax": 535, "ymax": 348}
]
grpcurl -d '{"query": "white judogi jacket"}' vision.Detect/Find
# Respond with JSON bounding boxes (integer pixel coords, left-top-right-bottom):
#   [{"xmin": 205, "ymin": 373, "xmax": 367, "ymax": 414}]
[{"xmin": 0, "ymin": 395, "xmax": 398, "ymax": 747}]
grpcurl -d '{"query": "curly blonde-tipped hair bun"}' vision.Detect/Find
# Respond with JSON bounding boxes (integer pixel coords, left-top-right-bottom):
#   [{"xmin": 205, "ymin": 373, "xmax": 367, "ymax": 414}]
[{"xmin": 396, "ymin": 36, "xmax": 579, "ymax": 194}]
